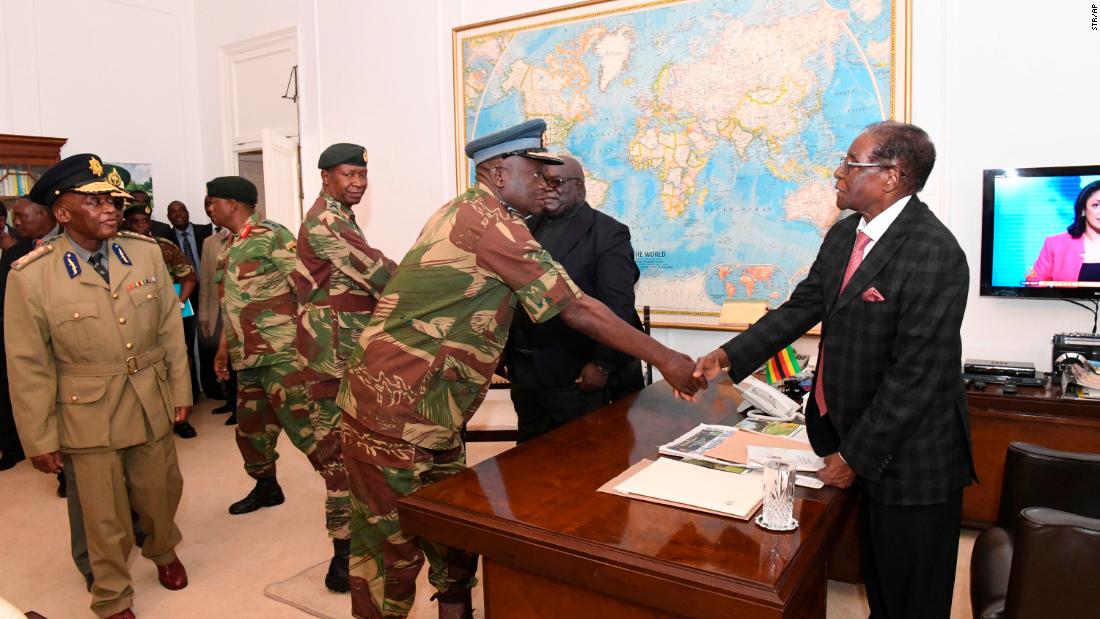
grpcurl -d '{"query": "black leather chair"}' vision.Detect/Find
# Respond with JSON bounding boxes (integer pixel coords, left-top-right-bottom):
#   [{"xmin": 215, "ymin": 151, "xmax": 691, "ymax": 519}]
[{"xmin": 970, "ymin": 442, "xmax": 1100, "ymax": 619}]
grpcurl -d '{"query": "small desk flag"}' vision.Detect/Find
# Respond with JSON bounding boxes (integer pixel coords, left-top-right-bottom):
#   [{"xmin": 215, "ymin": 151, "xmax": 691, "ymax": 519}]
[{"xmin": 764, "ymin": 345, "xmax": 802, "ymax": 384}]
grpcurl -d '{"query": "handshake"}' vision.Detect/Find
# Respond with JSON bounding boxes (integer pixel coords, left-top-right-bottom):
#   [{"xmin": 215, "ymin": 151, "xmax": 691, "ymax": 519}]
[{"xmin": 652, "ymin": 347, "xmax": 732, "ymax": 401}]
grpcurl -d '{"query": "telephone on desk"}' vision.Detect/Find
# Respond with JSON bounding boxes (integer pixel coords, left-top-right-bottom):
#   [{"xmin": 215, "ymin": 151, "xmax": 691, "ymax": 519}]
[{"xmin": 733, "ymin": 376, "xmax": 804, "ymax": 422}]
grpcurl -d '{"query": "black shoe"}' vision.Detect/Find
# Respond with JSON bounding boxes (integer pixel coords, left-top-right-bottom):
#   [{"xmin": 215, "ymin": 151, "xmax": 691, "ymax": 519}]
[
  {"xmin": 57, "ymin": 470, "xmax": 67, "ymax": 498},
  {"xmin": 228, "ymin": 477, "xmax": 284, "ymax": 515},
  {"xmin": 211, "ymin": 403, "xmax": 233, "ymax": 415},
  {"xmin": 325, "ymin": 538, "xmax": 351, "ymax": 593},
  {"xmin": 225, "ymin": 413, "xmax": 238, "ymax": 426},
  {"xmin": 173, "ymin": 422, "xmax": 197, "ymax": 439}
]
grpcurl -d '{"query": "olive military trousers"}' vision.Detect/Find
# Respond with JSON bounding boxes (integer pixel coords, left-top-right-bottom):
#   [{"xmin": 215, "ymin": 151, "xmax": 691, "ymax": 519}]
[
  {"xmin": 346, "ymin": 429, "xmax": 478, "ymax": 619},
  {"xmin": 70, "ymin": 418, "xmax": 183, "ymax": 618}
]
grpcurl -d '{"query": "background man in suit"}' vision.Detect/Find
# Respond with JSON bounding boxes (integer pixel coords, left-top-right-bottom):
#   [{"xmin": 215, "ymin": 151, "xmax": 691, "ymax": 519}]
[
  {"xmin": 10, "ymin": 196, "xmax": 60, "ymax": 245},
  {"xmin": 6, "ymin": 154, "xmax": 193, "ymax": 619},
  {"xmin": 197, "ymin": 197, "xmax": 235, "ymax": 420},
  {"xmin": 694, "ymin": 121, "xmax": 974, "ymax": 619},
  {"xmin": 4, "ymin": 197, "xmax": 60, "ymax": 477},
  {"xmin": 505, "ymin": 155, "xmax": 645, "ymax": 442},
  {"xmin": 166, "ymin": 200, "xmax": 212, "ymax": 400},
  {"xmin": 0, "ymin": 202, "xmax": 25, "ymax": 470}
]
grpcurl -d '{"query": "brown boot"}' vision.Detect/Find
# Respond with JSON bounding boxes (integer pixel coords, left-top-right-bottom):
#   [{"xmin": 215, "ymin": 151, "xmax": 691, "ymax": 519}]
[{"xmin": 435, "ymin": 588, "xmax": 473, "ymax": 619}]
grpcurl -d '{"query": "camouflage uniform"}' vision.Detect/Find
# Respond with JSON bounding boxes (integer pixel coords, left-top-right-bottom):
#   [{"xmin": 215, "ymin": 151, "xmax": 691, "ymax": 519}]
[
  {"xmin": 156, "ymin": 237, "xmax": 197, "ymax": 284},
  {"xmin": 216, "ymin": 212, "xmax": 344, "ymax": 538},
  {"xmin": 293, "ymin": 192, "xmax": 396, "ymax": 540},
  {"xmin": 338, "ymin": 186, "xmax": 583, "ymax": 619}
]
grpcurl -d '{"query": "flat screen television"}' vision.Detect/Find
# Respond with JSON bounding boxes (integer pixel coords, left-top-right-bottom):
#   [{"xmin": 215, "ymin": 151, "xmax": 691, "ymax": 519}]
[{"xmin": 980, "ymin": 165, "xmax": 1100, "ymax": 298}]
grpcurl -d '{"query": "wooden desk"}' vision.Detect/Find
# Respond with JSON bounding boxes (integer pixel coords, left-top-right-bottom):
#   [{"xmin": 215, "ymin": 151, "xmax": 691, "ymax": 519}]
[
  {"xmin": 965, "ymin": 383, "xmax": 1100, "ymax": 526},
  {"xmin": 398, "ymin": 378, "xmax": 858, "ymax": 618}
]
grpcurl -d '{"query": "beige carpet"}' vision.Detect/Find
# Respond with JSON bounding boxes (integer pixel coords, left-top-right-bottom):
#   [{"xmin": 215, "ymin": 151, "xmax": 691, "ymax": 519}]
[
  {"xmin": 264, "ymin": 561, "xmax": 349, "ymax": 619},
  {"xmin": 263, "ymin": 558, "xmax": 487, "ymax": 619}
]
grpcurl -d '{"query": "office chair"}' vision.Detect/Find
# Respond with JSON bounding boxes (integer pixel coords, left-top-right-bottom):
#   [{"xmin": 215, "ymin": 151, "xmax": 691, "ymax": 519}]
[{"xmin": 970, "ymin": 442, "xmax": 1100, "ymax": 619}]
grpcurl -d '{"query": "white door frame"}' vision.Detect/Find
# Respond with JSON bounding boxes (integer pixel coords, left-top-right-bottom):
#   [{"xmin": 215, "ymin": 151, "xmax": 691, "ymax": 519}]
[{"xmin": 217, "ymin": 26, "xmax": 300, "ymax": 174}]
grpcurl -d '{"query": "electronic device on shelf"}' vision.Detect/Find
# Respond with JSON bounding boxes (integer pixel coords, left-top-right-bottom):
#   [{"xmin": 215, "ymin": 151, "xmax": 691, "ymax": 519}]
[
  {"xmin": 1052, "ymin": 332, "xmax": 1100, "ymax": 373},
  {"xmin": 963, "ymin": 358, "xmax": 1036, "ymax": 378},
  {"xmin": 980, "ymin": 165, "xmax": 1100, "ymax": 299},
  {"xmin": 961, "ymin": 372, "xmax": 1048, "ymax": 388}
]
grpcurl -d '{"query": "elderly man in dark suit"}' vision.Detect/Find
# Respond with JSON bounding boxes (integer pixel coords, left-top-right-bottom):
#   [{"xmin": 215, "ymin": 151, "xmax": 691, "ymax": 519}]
[
  {"xmin": 504, "ymin": 155, "xmax": 645, "ymax": 442},
  {"xmin": 695, "ymin": 121, "xmax": 974, "ymax": 619}
]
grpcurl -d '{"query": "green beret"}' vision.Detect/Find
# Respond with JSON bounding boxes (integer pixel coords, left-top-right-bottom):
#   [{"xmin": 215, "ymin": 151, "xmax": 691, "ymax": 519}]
[
  {"xmin": 318, "ymin": 143, "xmax": 368, "ymax": 169},
  {"xmin": 206, "ymin": 176, "xmax": 258, "ymax": 205},
  {"xmin": 123, "ymin": 203, "xmax": 153, "ymax": 218}
]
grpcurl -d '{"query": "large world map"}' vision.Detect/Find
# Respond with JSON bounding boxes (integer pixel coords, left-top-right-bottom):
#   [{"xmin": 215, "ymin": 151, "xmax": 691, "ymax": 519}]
[{"xmin": 455, "ymin": 0, "xmax": 906, "ymax": 325}]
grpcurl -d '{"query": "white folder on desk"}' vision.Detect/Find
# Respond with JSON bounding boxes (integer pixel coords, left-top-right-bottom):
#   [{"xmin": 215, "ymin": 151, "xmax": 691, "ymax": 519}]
[{"xmin": 612, "ymin": 457, "xmax": 764, "ymax": 519}]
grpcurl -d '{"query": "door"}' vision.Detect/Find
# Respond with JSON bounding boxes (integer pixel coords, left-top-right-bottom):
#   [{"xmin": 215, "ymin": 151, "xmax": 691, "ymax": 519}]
[{"xmin": 260, "ymin": 128, "xmax": 301, "ymax": 230}]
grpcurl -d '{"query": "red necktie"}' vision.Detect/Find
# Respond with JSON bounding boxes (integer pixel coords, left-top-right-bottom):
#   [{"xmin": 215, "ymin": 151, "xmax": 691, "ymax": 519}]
[{"xmin": 814, "ymin": 231, "xmax": 872, "ymax": 416}]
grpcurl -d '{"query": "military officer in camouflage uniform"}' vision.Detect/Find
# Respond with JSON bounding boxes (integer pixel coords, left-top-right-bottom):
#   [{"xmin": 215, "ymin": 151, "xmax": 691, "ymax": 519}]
[
  {"xmin": 6, "ymin": 154, "xmax": 192, "ymax": 619},
  {"xmin": 293, "ymin": 143, "xmax": 397, "ymax": 593},
  {"xmin": 338, "ymin": 120, "xmax": 705, "ymax": 619},
  {"xmin": 207, "ymin": 176, "xmax": 351, "ymax": 548}
]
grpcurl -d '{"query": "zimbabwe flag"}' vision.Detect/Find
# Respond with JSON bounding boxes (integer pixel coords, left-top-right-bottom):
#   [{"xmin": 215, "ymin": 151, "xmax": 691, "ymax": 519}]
[{"xmin": 764, "ymin": 345, "xmax": 802, "ymax": 384}]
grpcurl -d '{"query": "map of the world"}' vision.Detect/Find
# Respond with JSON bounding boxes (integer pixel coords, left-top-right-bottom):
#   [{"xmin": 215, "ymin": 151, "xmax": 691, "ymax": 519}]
[{"xmin": 455, "ymin": 0, "xmax": 907, "ymax": 325}]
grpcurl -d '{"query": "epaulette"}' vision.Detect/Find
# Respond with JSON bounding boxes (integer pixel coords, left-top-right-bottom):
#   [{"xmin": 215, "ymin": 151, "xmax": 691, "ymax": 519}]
[
  {"xmin": 115, "ymin": 230, "xmax": 157, "ymax": 243},
  {"xmin": 11, "ymin": 243, "xmax": 55, "ymax": 271}
]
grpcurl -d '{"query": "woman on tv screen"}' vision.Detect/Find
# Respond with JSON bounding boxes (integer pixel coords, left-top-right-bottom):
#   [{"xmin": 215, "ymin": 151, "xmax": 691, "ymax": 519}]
[{"xmin": 1027, "ymin": 180, "xmax": 1100, "ymax": 283}]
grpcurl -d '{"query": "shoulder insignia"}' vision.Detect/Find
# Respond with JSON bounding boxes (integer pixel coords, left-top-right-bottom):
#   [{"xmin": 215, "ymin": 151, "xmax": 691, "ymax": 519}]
[
  {"xmin": 112, "ymin": 242, "xmax": 133, "ymax": 266},
  {"xmin": 63, "ymin": 252, "xmax": 82, "ymax": 278},
  {"xmin": 11, "ymin": 243, "xmax": 55, "ymax": 271},
  {"xmin": 115, "ymin": 230, "xmax": 157, "ymax": 243},
  {"xmin": 285, "ymin": 240, "xmax": 297, "ymax": 253}
]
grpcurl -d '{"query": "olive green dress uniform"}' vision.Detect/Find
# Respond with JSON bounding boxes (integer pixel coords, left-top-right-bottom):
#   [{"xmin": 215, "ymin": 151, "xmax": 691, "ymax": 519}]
[{"xmin": 5, "ymin": 231, "xmax": 192, "ymax": 618}]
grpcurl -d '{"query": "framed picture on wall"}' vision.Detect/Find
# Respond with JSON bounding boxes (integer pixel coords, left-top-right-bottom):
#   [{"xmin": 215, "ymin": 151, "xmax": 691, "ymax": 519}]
[
  {"xmin": 106, "ymin": 162, "xmax": 153, "ymax": 197},
  {"xmin": 453, "ymin": 0, "xmax": 911, "ymax": 330}
]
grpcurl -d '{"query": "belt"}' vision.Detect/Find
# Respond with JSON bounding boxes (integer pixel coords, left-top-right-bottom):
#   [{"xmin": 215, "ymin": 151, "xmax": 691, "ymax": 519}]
[{"xmin": 57, "ymin": 347, "xmax": 167, "ymax": 377}]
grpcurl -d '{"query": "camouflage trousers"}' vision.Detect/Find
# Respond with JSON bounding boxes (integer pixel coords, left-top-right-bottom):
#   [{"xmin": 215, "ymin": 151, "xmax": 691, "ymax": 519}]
[
  {"xmin": 236, "ymin": 363, "xmax": 350, "ymax": 539},
  {"xmin": 346, "ymin": 429, "xmax": 478, "ymax": 619}
]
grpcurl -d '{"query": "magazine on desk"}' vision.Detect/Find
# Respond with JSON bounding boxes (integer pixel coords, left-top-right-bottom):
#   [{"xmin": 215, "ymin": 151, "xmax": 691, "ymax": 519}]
[{"xmin": 657, "ymin": 424, "xmax": 740, "ymax": 467}]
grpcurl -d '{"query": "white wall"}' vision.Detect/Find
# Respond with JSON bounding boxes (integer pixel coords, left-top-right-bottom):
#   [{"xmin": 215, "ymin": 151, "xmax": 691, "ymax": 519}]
[
  {"xmin": 945, "ymin": 1, "xmax": 1100, "ymax": 369},
  {"xmin": 191, "ymin": 0, "xmax": 322, "ymax": 206},
  {"xmin": 14, "ymin": 1, "xmax": 1090, "ymax": 371},
  {"xmin": 0, "ymin": 0, "xmax": 205, "ymax": 224}
]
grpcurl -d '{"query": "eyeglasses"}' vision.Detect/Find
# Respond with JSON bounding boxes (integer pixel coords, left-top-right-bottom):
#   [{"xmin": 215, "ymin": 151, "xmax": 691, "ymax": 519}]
[
  {"xmin": 539, "ymin": 175, "xmax": 583, "ymax": 189},
  {"xmin": 839, "ymin": 156, "xmax": 893, "ymax": 174}
]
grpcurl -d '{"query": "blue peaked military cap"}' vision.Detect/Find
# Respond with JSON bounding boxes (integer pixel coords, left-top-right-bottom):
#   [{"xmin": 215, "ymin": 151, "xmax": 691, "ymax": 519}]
[{"xmin": 464, "ymin": 119, "xmax": 564, "ymax": 167}]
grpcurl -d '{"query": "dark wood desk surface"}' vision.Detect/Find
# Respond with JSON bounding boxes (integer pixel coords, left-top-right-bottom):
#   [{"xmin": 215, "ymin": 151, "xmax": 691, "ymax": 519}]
[{"xmin": 398, "ymin": 377, "xmax": 858, "ymax": 618}]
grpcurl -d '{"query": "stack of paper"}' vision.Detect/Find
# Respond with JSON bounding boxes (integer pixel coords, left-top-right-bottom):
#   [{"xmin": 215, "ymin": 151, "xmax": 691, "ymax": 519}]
[
  {"xmin": 608, "ymin": 458, "xmax": 763, "ymax": 519},
  {"xmin": 706, "ymin": 429, "xmax": 825, "ymax": 472}
]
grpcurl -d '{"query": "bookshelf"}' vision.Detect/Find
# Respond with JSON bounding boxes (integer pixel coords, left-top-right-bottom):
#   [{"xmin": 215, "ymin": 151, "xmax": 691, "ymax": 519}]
[{"xmin": 0, "ymin": 133, "xmax": 68, "ymax": 202}]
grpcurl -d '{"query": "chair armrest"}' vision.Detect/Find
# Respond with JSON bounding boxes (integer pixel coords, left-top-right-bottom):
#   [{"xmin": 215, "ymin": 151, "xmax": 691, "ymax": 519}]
[{"xmin": 970, "ymin": 526, "xmax": 1012, "ymax": 619}]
